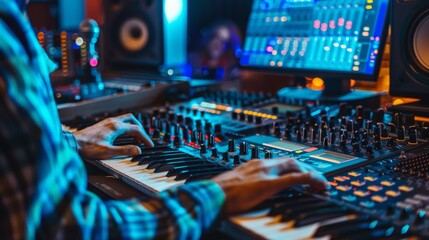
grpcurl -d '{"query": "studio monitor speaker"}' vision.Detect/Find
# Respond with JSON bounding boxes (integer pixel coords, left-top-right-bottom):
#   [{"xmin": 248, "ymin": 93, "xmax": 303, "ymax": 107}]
[
  {"xmin": 102, "ymin": 0, "xmax": 187, "ymax": 71},
  {"xmin": 390, "ymin": 0, "xmax": 429, "ymax": 99}
]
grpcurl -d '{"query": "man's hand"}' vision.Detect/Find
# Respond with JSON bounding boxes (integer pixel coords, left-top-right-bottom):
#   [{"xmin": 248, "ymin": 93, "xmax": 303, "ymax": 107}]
[
  {"xmin": 73, "ymin": 113, "xmax": 154, "ymax": 160},
  {"xmin": 212, "ymin": 158, "xmax": 329, "ymax": 215}
]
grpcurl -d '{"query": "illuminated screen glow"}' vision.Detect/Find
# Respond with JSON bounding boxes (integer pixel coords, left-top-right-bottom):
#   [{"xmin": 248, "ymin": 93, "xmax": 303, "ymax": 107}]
[{"xmin": 240, "ymin": 0, "xmax": 389, "ymax": 77}]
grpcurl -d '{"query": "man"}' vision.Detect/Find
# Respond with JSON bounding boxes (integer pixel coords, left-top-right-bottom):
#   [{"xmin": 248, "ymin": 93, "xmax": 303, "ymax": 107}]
[{"xmin": 0, "ymin": 0, "xmax": 329, "ymax": 239}]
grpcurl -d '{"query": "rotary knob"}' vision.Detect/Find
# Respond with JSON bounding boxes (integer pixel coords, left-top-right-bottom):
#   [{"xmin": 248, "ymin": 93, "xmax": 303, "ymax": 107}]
[
  {"xmin": 200, "ymin": 144, "xmax": 207, "ymax": 154},
  {"xmin": 240, "ymin": 142, "xmax": 248, "ymax": 155},
  {"xmin": 265, "ymin": 151, "xmax": 272, "ymax": 159},
  {"xmin": 251, "ymin": 146, "xmax": 259, "ymax": 159},
  {"xmin": 228, "ymin": 139, "xmax": 236, "ymax": 153},
  {"xmin": 233, "ymin": 155, "xmax": 241, "ymax": 165},
  {"xmin": 211, "ymin": 148, "xmax": 219, "ymax": 158}
]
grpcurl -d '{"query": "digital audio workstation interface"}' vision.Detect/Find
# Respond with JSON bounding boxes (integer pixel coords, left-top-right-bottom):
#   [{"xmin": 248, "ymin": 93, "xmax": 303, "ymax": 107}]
[{"xmin": 240, "ymin": 0, "xmax": 389, "ymax": 76}]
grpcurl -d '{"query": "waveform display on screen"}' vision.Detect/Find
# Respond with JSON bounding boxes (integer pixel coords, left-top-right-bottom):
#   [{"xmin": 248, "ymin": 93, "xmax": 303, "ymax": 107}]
[{"xmin": 240, "ymin": 0, "xmax": 389, "ymax": 76}]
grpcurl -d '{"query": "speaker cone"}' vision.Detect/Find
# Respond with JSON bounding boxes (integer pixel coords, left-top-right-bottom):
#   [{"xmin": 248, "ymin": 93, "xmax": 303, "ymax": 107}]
[
  {"xmin": 412, "ymin": 11, "xmax": 429, "ymax": 73},
  {"xmin": 119, "ymin": 18, "xmax": 149, "ymax": 52}
]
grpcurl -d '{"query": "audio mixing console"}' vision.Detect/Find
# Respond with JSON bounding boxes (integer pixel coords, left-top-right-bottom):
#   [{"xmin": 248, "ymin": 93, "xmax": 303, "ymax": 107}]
[{"xmin": 63, "ymin": 90, "xmax": 429, "ymax": 239}]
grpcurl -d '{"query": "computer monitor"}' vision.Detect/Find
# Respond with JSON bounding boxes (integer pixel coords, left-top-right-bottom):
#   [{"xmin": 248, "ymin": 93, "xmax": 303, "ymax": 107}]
[{"xmin": 240, "ymin": 0, "xmax": 390, "ymax": 97}]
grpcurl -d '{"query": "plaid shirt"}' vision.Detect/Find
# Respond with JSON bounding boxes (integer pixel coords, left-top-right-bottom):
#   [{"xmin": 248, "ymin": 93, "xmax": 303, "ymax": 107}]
[{"xmin": 0, "ymin": 1, "xmax": 224, "ymax": 239}]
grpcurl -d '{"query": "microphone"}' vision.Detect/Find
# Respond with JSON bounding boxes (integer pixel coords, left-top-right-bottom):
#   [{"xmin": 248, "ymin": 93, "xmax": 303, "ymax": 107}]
[{"xmin": 79, "ymin": 19, "xmax": 103, "ymax": 88}]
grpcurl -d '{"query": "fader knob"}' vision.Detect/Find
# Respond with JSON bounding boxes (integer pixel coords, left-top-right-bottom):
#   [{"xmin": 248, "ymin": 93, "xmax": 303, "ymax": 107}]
[
  {"xmin": 388, "ymin": 123, "xmax": 396, "ymax": 134},
  {"xmin": 274, "ymin": 124, "xmax": 281, "ymax": 138},
  {"xmin": 152, "ymin": 108, "xmax": 160, "ymax": 117},
  {"xmin": 228, "ymin": 139, "xmax": 236, "ymax": 152},
  {"xmin": 163, "ymin": 132, "xmax": 171, "ymax": 143},
  {"xmin": 176, "ymin": 114, "xmax": 184, "ymax": 124},
  {"xmin": 296, "ymin": 130, "xmax": 302, "ymax": 142},
  {"xmin": 173, "ymin": 135, "xmax": 181, "ymax": 147},
  {"xmin": 352, "ymin": 143, "xmax": 360, "ymax": 152},
  {"xmin": 338, "ymin": 102, "xmax": 348, "ymax": 117},
  {"xmin": 386, "ymin": 137, "xmax": 396, "ymax": 148},
  {"xmin": 214, "ymin": 124, "xmax": 222, "ymax": 134},
  {"xmin": 191, "ymin": 130, "xmax": 197, "ymax": 143},
  {"xmin": 374, "ymin": 140, "xmax": 381, "ymax": 150},
  {"xmin": 365, "ymin": 145, "xmax": 373, "ymax": 155},
  {"xmin": 373, "ymin": 108, "xmax": 384, "ymax": 123},
  {"xmin": 255, "ymin": 116, "xmax": 262, "ymax": 124},
  {"xmin": 272, "ymin": 106, "xmax": 279, "ymax": 115},
  {"xmin": 240, "ymin": 142, "xmax": 248, "ymax": 155},
  {"xmin": 195, "ymin": 120, "xmax": 202, "ymax": 131},
  {"xmin": 408, "ymin": 129, "xmax": 418, "ymax": 145},
  {"xmin": 395, "ymin": 112, "xmax": 403, "ymax": 127},
  {"xmin": 200, "ymin": 144, "xmax": 207, "ymax": 154},
  {"xmin": 251, "ymin": 147, "xmax": 259, "ymax": 159},
  {"xmin": 160, "ymin": 110, "xmax": 167, "ymax": 119},
  {"xmin": 397, "ymin": 126, "xmax": 405, "ymax": 141},
  {"xmin": 302, "ymin": 127, "xmax": 308, "ymax": 141},
  {"xmin": 222, "ymin": 152, "xmax": 229, "ymax": 162},
  {"xmin": 211, "ymin": 148, "xmax": 219, "ymax": 158},
  {"xmin": 361, "ymin": 138, "xmax": 368, "ymax": 148},
  {"xmin": 264, "ymin": 151, "xmax": 272, "ymax": 159},
  {"xmin": 400, "ymin": 207, "xmax": 411, "ymax": 220},
  {"xmin": 185, "ymin": 117, "xmax": 193, "ymax": 127},
  {"xmin": 231, "ymin": 111, "xmax": 238, "ymax": 120},
  {"xmin": 284, "ymin": 128, "xmax": 291, "ymax": 140},
  {"xmin": 355, "ymin": 105, "xmax": 363, "ymax": 118},
  {"xmin": 239, "ymin": 112, "xmax": 246, "ymax": 121},
  {"xmin": 339, "ymin": 139, "xmax": 347, "ymax": 150},
  {"xmin": 208, "ymin": 134, "xmax": 215, "ymax": 148},
  {"xmin": 322, "ymin": 137, "xmax": 329, "ymax": 148},
  {"xmin": 233, "ymin": 155, "xmax": 241, "ymax": 165},
  {"xmin": 414, "ymin": 210, "xmax": 426, "ymax": 225},
  {"xmin": 152, "ymin": 129, "xmax": 160, "ymax": 139},
  {"xmin": 168, "ymin": 111, "xmax": 175, "ymax": 122},
  {"xmin": 405, "ymin": 114, "xmax": 415, "ymax": 127},
  {"xmin": 181, "ymin": 126, "xmax": 189, "ymax": 142},
  {"xmin": 197, "ymin": 131, "xmax": 204, "ymax": 144},
  {"xmin": 247, "ymin": 115, "xmax": 254, "ymax": 123},
  {"xmin": 421, "ymin": 127, "xmax": 429, "ymax": 139}
]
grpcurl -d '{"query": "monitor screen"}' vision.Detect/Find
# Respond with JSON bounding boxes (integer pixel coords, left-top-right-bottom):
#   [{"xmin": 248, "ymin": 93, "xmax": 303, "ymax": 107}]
[{"xmin": 240, "ymin": 0, "xmax": 389, "ymax": 81}]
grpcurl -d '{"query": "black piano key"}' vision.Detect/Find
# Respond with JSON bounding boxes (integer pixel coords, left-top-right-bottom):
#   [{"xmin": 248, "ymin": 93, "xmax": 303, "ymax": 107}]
[
  {"xmin": 134, "ymin": 152, "xmax": 185, "ymax": 164},
  {"xmin": 147, "ymin": 157, "xmax": 202, "ymax": 169},
  {"xmin": 165, "ymin": 164, "xmax": 222, "ymax": 176},
  {"xmin": 113, "ymin": 137, "xmax": 140, "ymax": 146},
  {"xmin": 293, "ymin": 207, "xmax": 354, "ymax": 227},
  {"xmin": 246, "ymin": 190, "xmax": 303, "ymax": 212},
  {"xmin": 179, "ymin": 169, "xmax": 228, "ymax": 181},
  {"xmin": 137, "ymin": 152, "xmax": 189, "ymax": 165},
  {"xmin": 280, "ymin": 202, "xmax": 339, "ymax": 222},
  {"xmin": 313, "ymin": 215, "xmax": 373, "ymax": 237},
  {"xmin": 268, "ymin": 197, "xmax": 322, "ymax": 216},
  {"xmin": 153, "ymin": 159, "xmax": 209, "ymax": 172},
  {"xmin": 332, "ymin": 224, "xmax": 402, "ymax": 240}
]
